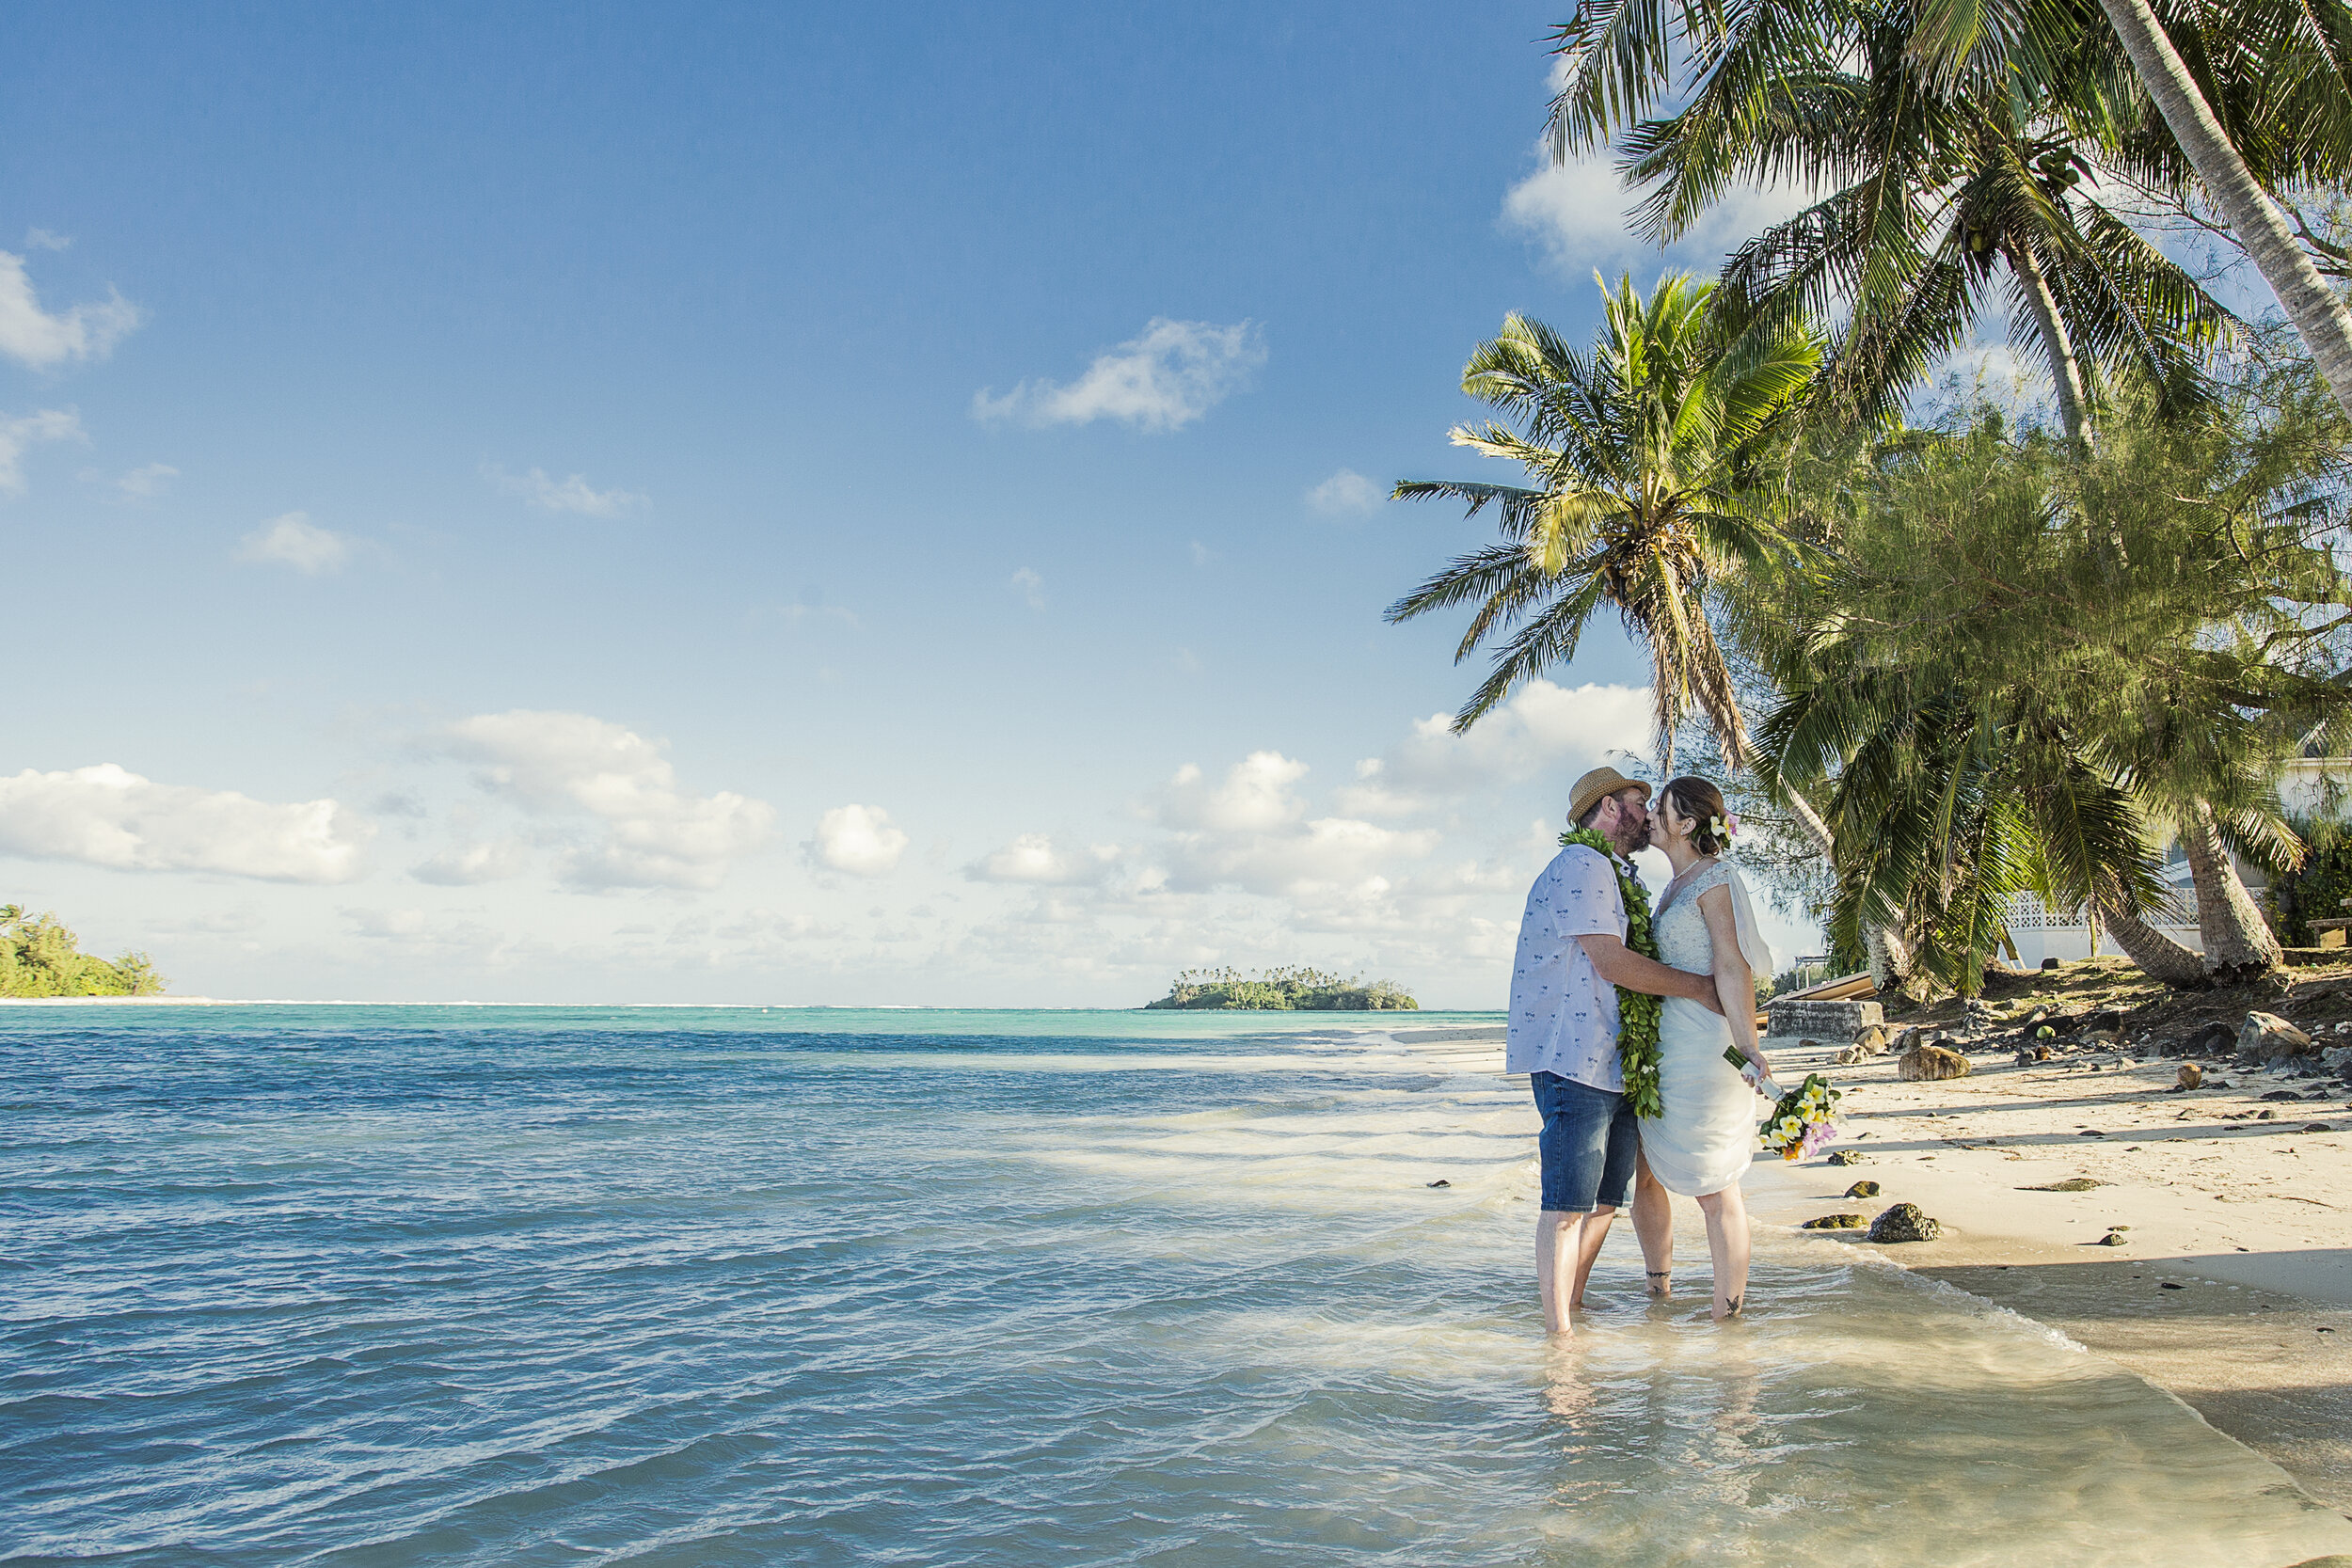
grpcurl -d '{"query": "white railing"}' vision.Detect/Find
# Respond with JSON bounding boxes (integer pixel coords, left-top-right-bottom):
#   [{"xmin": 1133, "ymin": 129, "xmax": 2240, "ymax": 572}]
[{"xmin": 2004, "ymin": 888, "xmax": 2199, "ymax": 932}]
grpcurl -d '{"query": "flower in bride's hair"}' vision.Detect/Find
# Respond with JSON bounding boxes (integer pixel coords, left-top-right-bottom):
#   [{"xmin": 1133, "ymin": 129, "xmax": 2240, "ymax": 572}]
[{"xmin": 1725, "ymin": 814, "xmax": 1740, "ymax": 838}]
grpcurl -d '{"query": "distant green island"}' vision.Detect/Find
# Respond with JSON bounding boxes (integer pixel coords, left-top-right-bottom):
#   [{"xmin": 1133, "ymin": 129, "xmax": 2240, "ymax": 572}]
[
  {"xmin": 1, "ymin": 905, "xmax": 165, "ymax": 997},
  {"xmin": 1145, "ymin": 966, "xmax": 1418, "ymax": 1011}
]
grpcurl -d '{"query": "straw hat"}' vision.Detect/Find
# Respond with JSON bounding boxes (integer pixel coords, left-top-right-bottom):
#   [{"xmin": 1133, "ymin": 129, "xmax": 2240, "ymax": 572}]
[{"xmin": 1567, "ymin": 766, "xmax": 1650, "ymax": 827}]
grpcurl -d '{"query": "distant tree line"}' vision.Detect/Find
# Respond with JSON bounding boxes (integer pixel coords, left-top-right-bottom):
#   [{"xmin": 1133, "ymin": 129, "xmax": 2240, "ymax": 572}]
[
  {"xmin": 0, "ymin": 905, "xmax": 166, "ymax": 997},
  {"xmin": 1146, "ymin": 966, "xmax": 1420, "ymax": 1011}
]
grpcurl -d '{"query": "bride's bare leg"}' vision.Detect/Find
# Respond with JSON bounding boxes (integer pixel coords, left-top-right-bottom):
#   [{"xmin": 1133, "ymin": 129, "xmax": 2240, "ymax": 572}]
[
  {"xmin": 1631, "ymin": 1151, "xmax": 1673, "ymax": 1296},
  {"xmin": 1694, "ymin": 1185, "xmax": 1750, "ymax": 1321}
]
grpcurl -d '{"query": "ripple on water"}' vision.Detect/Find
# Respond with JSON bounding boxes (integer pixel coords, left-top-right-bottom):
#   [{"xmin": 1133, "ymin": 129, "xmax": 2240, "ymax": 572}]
[{"xmin": 2, "ymin": 1010, "xmax": 2345, "ymax": 1567}]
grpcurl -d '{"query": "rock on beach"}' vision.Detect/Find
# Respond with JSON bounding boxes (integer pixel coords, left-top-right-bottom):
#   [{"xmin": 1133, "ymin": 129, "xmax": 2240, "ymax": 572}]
[
  {"xmin": 1899, "ymin": 1043, "xmax": 1971, "ymax": 1082},
  {"xmin": 1866, "ymin": 1202, "xmax": 1942, "ymax": 1243}
]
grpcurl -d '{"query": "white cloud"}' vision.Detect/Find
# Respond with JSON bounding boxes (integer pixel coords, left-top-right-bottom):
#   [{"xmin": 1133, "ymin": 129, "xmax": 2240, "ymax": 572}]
[
  {"xmin": 1502, "ymin": 150, "xmax": 1808, "ymax": 277},
  {"xmin": 1160, "ymin": 752, "xmax": 1311, "ymax": 833},
  {"xmin": 439, "ymin": 710, "xmax": 775, "ymax": 891},
  {"xmin": 805, "ymin": 804, "xmax": 908, "ymax": 878},
  {"xmin": 411, "ymin": 838, "xmax": 532, "ymax": 886},
  {"xmin": 1010, "ymin": 567, "xmax": 1045, "ymax": 610},
  {"xmin": 0, "ymin": 250, "xmax": 141, "ymax": 368},
  {"xmin": 107, "ymin": 461, "xmax": 177, "ymax": 499},
  {"xmin": 238, "ymin": 511, "xmax": 352, "ymax": 574},
  {"xmin": 1337, "ymin": 680, "xmax": 1652, "ymax": 816},
  {"xmin": 485, "ymin": 464, "xmax": 645, "ymax": 516},
  {"xmin": 966, "ymin": 832, "xmax": 1120, "ymax": 886},
  {"xmin": 0, "ymin": 763, "xmax": 371, "ymax": 882},
  {"xmin": 1307, "ymin": 467, "xmax": 1382, "ymax": 516},
  {"xmin": 23, "ymin": 230, "xmax": 70, "ymax": 251},
  {"xmin": 0, "ymin": 408, "xmax": 82, "ymax": 494},
  {"xmin": 972, "ymin": 317, "xmax": 1264, "ymax": 432}
]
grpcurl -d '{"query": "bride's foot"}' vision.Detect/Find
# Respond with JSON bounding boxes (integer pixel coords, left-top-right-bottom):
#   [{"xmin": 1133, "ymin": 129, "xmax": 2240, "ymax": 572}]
[
  {"xmin": 1645, "ymin": 1270, "xmax": 1673, "ymax": 1299},
  {"xmin": 1712, "ymin": 1294, "xmax": 1744, "ymax": 1322}
]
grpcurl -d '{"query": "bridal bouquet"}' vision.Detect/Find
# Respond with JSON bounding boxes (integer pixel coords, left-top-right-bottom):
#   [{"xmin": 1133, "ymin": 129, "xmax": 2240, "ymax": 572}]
[{"xmin": 1757, "ymin": 1073, "xmax": 1842, "ymax": 1162}]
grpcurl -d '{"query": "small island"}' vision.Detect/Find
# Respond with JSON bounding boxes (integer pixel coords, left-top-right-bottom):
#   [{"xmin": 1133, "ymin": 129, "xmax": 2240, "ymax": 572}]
[
  {"xmin": 1, "ymin": 905, "xmax": 166, "ymax": 996},
  {"xmin": 1145, "ymin": 965, "xmax": 1418, "ymax": 1011}
]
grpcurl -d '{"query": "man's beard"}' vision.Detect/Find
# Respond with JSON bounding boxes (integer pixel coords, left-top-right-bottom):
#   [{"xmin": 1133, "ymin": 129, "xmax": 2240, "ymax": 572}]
[{"xmin": 1615, "ymin": 818, "xmax": 1652, "ymax": 856}]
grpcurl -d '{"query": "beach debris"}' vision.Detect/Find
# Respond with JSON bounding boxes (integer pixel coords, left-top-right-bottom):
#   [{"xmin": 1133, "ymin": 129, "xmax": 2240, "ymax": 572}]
[
  {"xmin": 2107, "ymin": 1224, "xmax": 2131, "ymax": 1230},
  {"xmin": 1798, "ymin": 1038, "xmax": 1822, "ymax": 1053},
  {"xmin": 1844, "ymin": 1180, "xmax": 1882, "ymax": 1197},
  {"xmin": 1900, "ymin": 1043, "xmax": 1972, "ymax": 1082},
  {"xmin": 2079, "ymin": 1128, "xmax": 2106, "ymax": 1136},
  {"xmin": 2185, "ymin": 1020, "xmax": 2237, "ymax": 1057},
  {"xmin": 2262, "ymin": 1089, "xmax": 2305, "ymax": 1101},
  {"xmin": 2321, "ymin": 1045, "xmax": 2352, "ymax": 1079},
  {"xmin": 1801, "ymin": 1212, "xmax": 1867, "ymax": 1229},
  {"xmin": 2097, "ymin": 1231, "xmax": 2128, "ymax": 1245},
  {"xmin": 1826, "ymin": 1149, "xmax": 1866, "ymax": 1166},
  {"xmin": 2303, "ymin": 1122, "xmax": 2335, "ymax": 1132},
  {"xmin": 1866, "ymin": 1202, "xmax": 1942, "ymax": 1243},
  {"xmin": 2159, "ymin": 1281, "xmax": 2185, "ymax": 1290},
  {"xmin": 2237, "ymin": 1011, "xmax": 2314, "ymax": 1064},
  {"xmin": 2258, "ymin": 1109, "xmax": 2277, "ymax": 1120},
  {"xmin": 1425, "ymin": 1179, "xmax": 1451, "ymax": 1188},
  {"xmin": 2178, "ymin": 1063, "xmax": 2203, "ymax": 1089},
  {"xmin": 2025, "ymin": 1178, "xmax": 2108, "ymax": 1191}
]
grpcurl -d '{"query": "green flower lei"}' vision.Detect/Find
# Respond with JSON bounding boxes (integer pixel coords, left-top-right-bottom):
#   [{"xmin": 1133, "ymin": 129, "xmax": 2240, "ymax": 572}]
[{"xmin": 1558, "ymin": 827, "xmax": 1664, "ymax": 1119}]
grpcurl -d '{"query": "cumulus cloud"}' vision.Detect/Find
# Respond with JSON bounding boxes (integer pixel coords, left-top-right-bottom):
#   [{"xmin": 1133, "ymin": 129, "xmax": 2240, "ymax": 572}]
[
  {"xmin": 239, "ymin": 511, "xmax": 352, "ymax": 574},
  {"xmin": 411, "ymin": 838, "xmax": 532, "ymax": 886},
  {"xmin": 1009, "ymin": 566, "xmax": 1045, "ymax": 610},
  {"xmin": 23, "ymin": 230, "xmax": 70, "ymax": 252},
  {"xmin": 1307, "ymin": 468, "xmax": 1382, "ymax": 516},
  {"xmin": 485, "ymin": 463, "xmax": 645, "ymax": 517},
  {"xmin": 805, "ymin": 804, "xmax": 908, "ymax": 878},
  {"xmin": 0, "ymin": 764, "xmax": 371, "ymax": 882},
  {"xmin": 966, "ymin": 832, "xmax": 1120, "ymax": 886},
  {"xmin": 0, "ymin": 251, "xmax": 141, "ymax": 369},
  {"xmin": 1149, "ymin": 751, "xmax": 1439, "ymax": 899},
  {"xmin": 972, "ymin": 317, "xmax": 1264, "ymax": 432},
  {"xmin": 1160, "ymin": 752, "xmax": 1311, "ymax": 834},
  {"xmin": 1502, "ymin": 150, "xmax": 1807, "ymax": 277},
  {"xmin": 0, "ymin": 408, "xmax": 82, "ymax": 494},
  {"xmin": 1337, "ymin": 680, "xmax": 1652, "ymax": 816},
  {"xmin": 439, "ymin": 710, "xmax": 775, "ymax": 891}
]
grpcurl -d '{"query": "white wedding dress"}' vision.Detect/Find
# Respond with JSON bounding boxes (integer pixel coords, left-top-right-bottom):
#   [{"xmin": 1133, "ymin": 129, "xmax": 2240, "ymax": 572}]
[{"xmin": 1643, "ymin": 860, "xmax": 1776, "ymax": 1197}]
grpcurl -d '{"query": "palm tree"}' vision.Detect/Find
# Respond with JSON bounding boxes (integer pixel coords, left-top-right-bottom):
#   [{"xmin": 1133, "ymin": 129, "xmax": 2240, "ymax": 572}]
[
  {"xmin": 1387, "ymin": 273, "xmax": 1817, "ymax": 782},
  {"xmin": 1898, "ymin": 0, "xmax": 2352, "ymax": 418},
  {"xmin": 1553, "ymin": 0, "xmax": 2232, "ymax": 446}
]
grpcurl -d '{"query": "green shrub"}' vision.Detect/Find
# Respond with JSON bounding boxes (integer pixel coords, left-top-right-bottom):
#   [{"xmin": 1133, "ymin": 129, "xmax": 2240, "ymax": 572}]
[
  {"xmin": 1145, "ymin": 966, "xmax": 1419, "ymax": 1010},
  {"xmin": 0, "ymin": 905, "xmax": 167, "ymax": 996}
]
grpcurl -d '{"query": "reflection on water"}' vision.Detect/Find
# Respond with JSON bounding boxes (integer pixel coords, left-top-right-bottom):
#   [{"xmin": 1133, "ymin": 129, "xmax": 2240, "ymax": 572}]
[{"xmin": 2, "ymin": 1007, "xmax": 2344, "ymax": 1567}]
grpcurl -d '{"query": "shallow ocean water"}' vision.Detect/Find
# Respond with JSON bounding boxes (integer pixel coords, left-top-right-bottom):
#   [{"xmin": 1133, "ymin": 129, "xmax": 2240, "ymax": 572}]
[{"xmin": 3, "ymin": 1005, "xmax": 2346, "ymax": 1566}]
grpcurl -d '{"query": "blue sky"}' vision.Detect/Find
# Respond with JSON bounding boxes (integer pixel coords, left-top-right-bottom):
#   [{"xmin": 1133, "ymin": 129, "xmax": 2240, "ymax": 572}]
[{"xmin": 0, "ymin": 2, "xmax": 1826, "ymax": 1004}]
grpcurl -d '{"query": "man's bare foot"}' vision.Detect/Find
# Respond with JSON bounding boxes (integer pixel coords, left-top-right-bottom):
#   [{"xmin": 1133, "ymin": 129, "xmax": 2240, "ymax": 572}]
[{"xmin": 1645, "ymin": 1269, "xmax": 1672, "ymax": 1299}]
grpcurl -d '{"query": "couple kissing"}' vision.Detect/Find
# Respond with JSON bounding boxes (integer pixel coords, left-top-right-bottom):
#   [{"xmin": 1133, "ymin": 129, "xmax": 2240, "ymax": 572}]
[{"xmin": 1509, "ymin": 766, "xmax": 1780, "ymax": 1334}]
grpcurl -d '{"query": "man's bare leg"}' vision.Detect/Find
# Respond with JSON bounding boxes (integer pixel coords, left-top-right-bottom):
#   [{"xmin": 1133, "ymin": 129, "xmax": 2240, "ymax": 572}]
[
  {"xmin": 1568, "ymin": 1203, "xmax": 1616, "ymax": 1309},
  {"xmin": 1631, "ymin": 1151, "xmax": 1674, "ymax": 1297},
  {"xmin": 1535, "ymin": 1210, "xmax": 1589, "ymax": 1335}
]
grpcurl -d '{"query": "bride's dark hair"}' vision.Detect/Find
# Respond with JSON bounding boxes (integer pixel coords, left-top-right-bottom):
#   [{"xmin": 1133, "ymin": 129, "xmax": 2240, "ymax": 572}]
[{"xmin": 1661, "ymin": 775, "xmax": 1731, "ymax": 855}]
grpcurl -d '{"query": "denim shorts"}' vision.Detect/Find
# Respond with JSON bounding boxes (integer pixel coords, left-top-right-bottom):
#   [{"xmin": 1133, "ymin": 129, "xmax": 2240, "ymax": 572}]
[{"xmin": 1531, "ymin": 1071, "xmax": 1638, "ymax": 1213}]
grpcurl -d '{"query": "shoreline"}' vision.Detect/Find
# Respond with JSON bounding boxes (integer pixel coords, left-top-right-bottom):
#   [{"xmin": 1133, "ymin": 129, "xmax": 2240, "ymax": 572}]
[{"xmin": 1385, "ymin": 1023, "xmax": 2352, "ymax": 1517}]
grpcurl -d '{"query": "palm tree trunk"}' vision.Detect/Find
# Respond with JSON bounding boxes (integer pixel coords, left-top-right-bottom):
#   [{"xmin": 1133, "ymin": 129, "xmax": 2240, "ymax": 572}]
[
  {"xmin": 1770, "ymin": 781, "xmax": 1915, "ymax": 984},
  {"xmin": 2005, "ymin": 239, "xmax": 2092, "ymax": 443},
  {"xmin": 2096, "ymin": 0, "xmax": 2352, "ymax": 420},
  {"xmin": 2177, "ymin": 800, "xmax": 2283, "ymax": 974},
  {"xmin": 2095, "ymin": 895, "xmax": 2207, "ymax": 987}
]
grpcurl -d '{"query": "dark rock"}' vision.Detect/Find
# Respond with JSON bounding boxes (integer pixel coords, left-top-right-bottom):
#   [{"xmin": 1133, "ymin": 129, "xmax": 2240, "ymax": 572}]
[
  {"xmin": 2178, "ymin": 1063, "xmax": 2203, "ymax": 1089},
  {"xmin": 1801, "ymin": 1213, "xmax": 1867, "ymax": 1229},
  {"xmin": 2304, "ymin": 1122, "xmax": 2336, "ymax": 1132},
  {"xmin": 2159, "ymin": 1281, "xmax": 2185, "ymax": 1290},
  {"xmin": 2024, "ymin": 1178, "xmax": 2107, "ymax": 1191},
  {"xmin": 1826, "ymin": 1149, "xmax": 1866, "ymax": 1166},
  {"xmin": 2187, "ymin": 1020, "xmax": 2237, "ymax": 1056},
  {"xmin": 2040, "ymin": 958, "xmax": 2059, "ymax": 970},
  {"xmin": 1425, "ymin": 1179, "xmax": 1451, "ymax": 1188},
  {"xmin": 2079, "ymin": 1129, "xmax": 2106, "ymax": 1136},
  {"xmin": 2258, "ymin": 1109, "xmax": 2276, "ymax": 1120},
  {"xmin": 2262, "ymin": 1089, "xmax": 2304, "ymax": 1101},
  {"xmin": 2097, "ymin": 1232, "xmax": 2128, "ymax": 1245},
  {"xmin": 1866, "ymin": 1202, "xmax": 1942, "ymax": 1243},
  {"xmin": 1900, "ymin": 1044, "xmax": 1972, "ymax": 1081},
  {"xmin": 1844, "ymin": 1180, "xmax": 1882, "ymax": 1197},
  {"xmin": 2239, "ymin": 1011, "xmax": 2315, "ymax": 1063}
]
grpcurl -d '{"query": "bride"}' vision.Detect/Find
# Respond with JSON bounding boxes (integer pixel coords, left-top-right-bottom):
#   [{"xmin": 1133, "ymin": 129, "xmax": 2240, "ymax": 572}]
[{"xmin": 1642, "ymin": 776, "xmax": 1779, "ymax": 1320}]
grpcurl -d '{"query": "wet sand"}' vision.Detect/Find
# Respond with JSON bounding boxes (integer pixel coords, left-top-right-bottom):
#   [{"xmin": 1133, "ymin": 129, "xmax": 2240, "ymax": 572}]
[{"xmin": 1387, "ymin": 1023, "xmax": 2352, "ymax": 1519}]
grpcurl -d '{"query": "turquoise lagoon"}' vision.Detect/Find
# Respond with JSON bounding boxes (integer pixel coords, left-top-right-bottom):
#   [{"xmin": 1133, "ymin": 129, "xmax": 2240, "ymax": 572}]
[{"xmin": 2, "ymin": 1005, "xmax": 2345, "ymax": 1566}]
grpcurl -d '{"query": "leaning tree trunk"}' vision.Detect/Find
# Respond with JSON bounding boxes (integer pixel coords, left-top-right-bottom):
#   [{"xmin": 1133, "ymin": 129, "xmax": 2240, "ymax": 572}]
[
  {"xmin": 1775, "ymin": 783, "xmax": 1915, "ymax": 985},
  {"xmin": 2098, "ymin": 0, "xmax": 2352, "ymax": 420},
  {"xmin": 2177, "ymin": 800, "xmax": 2284, "ymax": 975},
  {"xmin": 2006, "ymin": 238, "xmax": 2093, "ymax": 444},
  {"xmin": 2095, "ymin": 895, "xmax": 2208, "ymax": 988}
]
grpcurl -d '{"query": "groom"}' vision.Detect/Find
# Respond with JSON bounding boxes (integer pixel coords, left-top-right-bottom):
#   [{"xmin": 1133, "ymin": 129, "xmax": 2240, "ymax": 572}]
[{"xmin": 1510, "ymin": 766, "xmax": 1720, "ymax": 1335}]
